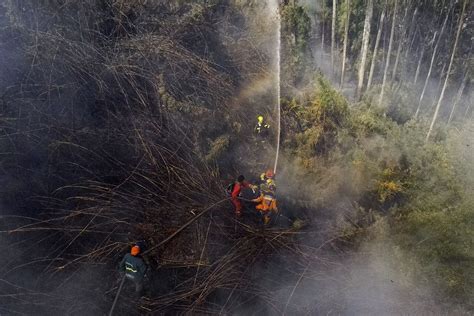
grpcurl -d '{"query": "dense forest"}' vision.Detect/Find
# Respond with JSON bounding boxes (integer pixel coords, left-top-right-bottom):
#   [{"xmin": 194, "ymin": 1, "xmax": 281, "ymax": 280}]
[{"xmin": 0, "ymin": 0, "xmax": 472, "ymax": 315}]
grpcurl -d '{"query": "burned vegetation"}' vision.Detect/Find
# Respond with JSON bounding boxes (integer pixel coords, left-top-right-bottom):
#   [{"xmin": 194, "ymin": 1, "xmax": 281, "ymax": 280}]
[
  {"xmin": 0, "ymin": 1, "xmax": 473, "ymax": 315},
  {"xmin": 0, "ymin": 1, "xmax": 325, "ymax": 314}
]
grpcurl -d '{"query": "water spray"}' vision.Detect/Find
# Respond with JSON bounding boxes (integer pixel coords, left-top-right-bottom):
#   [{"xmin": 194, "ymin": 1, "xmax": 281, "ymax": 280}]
[{"xmin": 272, "ymin": 0, "xmax": 281, "ymax": 174}]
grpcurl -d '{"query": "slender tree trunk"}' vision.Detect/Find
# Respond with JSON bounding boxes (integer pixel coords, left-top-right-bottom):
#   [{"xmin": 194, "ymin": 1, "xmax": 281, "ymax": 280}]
[
  {"xmin": 413, "ymin": 46, "xmax": 424, "ymax": 84},
  {"xmin": 357, "ymin": 0, "xmax": 373, "ymax": 98},
  {"xmin": 340, "ymin": 0, "xmax": 351, "ymax": 88},
  {"xmin": 402, "ymin": 6, "xmax": 419, "ymax": 79},
  {"xmin": 391, "ymin": 37, "xmax": 403, "ymax": 82},
  {"xmin": 405, "ymin": 6, "xmax": 419, "ymax": 59},
  {"xmin": 465, "ymin": 98, "xmax": 473, "ymax": 118},
  {"xmin": 381, "ymin": 25, "xmax": 387, "ymax": 69},
  {"xmin": 378, "ymin": 0, "xmax": 398, "ymax": 106},
  {"xmin": 426, "ymin": 0, "xmax": 466, "ymax": 142},
  {"xmin": 331, "ymin": 0, "xmax": 337, "ymax": 74},
  {"xmin": 429, "ymin": 63, "xmax": 447, "ymax": 113},
  {"xmin": 291, "ymin": 3, "xmax": 297, "ymax": 45},
  {"xmin": 367, "ymin": 6, "xmax": 385, "ymax": 90},
  {"xmin": 391, "ymin": 6, "xmax": 408, "ymax": 82},
  {"xmin": 448, "ymin": 69, "xmax": 469, "ymax": 125},
  {"xmin": 414, "ymin": 13, "xmax": 448, "ymax": 118},
  {"xmin": 321, "ymin": 0, "xmax": 325, "ymax": 58}
]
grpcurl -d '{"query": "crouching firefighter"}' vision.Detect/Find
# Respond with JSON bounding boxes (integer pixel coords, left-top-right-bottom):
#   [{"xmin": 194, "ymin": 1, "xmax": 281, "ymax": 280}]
[
  {"xmin": 119, "ymin": 245, "xmax": 147, "ymax": 295},
  {"xmin": 252, "ymin": 184, "xmax": 278, "ymax": 225}
]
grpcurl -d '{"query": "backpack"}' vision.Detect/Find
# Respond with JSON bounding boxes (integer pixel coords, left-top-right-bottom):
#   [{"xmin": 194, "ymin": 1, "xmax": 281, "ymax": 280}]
[{"xmin": 226, "ymin": 182, "xmax": 236, "ymax": 197}]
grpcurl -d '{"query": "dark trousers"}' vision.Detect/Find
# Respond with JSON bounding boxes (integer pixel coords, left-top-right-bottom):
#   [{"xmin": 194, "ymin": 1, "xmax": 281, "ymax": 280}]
[{"xmin": 125, "ymin": 273, "xmax": 143, "ymax": 295}]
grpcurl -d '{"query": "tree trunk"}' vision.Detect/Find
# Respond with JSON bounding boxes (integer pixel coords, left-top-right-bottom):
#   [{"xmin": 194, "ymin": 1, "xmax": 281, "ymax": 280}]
[
  {"xmin": 414, "ymin": 12, "xmax": 449, "ymax": 118},
  {"xmin": 367, "ymin": 6, "xmax": 385, "ymax": 90},
  {"xmin": 405, "ymin": 6, "xmax": 419, "ymax": 58},
  {"xmin": 340, "ymin": 0, "xmax": 351, "ymax": 88},
  {"xmin": 413, "ymin": 46, "xmax": 424, "ymax": 84},
  {"xmin": 321, "ymin": 0, "xmax": 325, "ymax": 58},
  {"xmin": 465, "ymin": 98, "xmax": 473, "ymax": 118},
  {"xmin": 391, "ymin": 6, "xmax": 408, "ymax": 82},
  {"xmin": 378, "ymin": 0, "xmax": 398, "ymax": 106},
  {"xmin": 426, "ymin": 0, "xmax": 466, "ymax": 142},
  {"xmin": 381, "ymin": 25, "xmax": 387, "ymax": 70},
  {"xmin": 448, "ymin": 69, "xmax": 469, "ymax": 125},
  {"xmin": 331, "ymin": 0, "xmax": 337, "ymax": 74},
  {"xmin": 402, "ymin": 6, "xmax": 419, "ymax": 79},
  {"xmin": 356, "ymin": 0, "xmax": 373, "ymax": 98},
  {"xmin": 428, "ymin": 63, "xmax": 447, "ymax": 113}
]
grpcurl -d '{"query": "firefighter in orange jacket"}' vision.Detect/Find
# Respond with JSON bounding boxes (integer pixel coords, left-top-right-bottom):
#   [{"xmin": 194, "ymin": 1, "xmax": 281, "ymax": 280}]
[{"xmin": 252, "ymin": 184, "xmax": 278, "ymax": 225}]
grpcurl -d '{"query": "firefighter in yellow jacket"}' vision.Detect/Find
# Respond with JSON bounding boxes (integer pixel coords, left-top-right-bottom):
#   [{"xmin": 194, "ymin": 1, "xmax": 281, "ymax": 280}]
[{"xmin": 252, "ymin": 184, "xmax": 278, "ymax": 225}]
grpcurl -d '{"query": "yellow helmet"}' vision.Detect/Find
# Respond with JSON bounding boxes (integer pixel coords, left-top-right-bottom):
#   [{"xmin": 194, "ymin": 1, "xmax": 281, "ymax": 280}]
[{"xmin": 257, "ymin": 115, "xmax": 264, "ymax": 123}]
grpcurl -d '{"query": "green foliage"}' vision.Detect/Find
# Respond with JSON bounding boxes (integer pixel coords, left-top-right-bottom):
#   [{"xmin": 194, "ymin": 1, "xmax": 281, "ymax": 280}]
[
  {"xmin": 281, "ymin": 4, "xmax": 312, "ymax": 87},
  {"xmin": 376, "ymin": 168, "xmax": 404, "ymax": 203},
  {"xmin": 335, "ymin": 0, "xmax": 368, "ymax": 65},
  {"xmin": 283, "ymin": 76, "xmax": 473, "ymax": 307},
  {"xmin": 281, "ymin": 5, "xmax": 311, "ymax": 51},
  {"xmin": 386, "ymin": 127, "xmax": 474, "ymax": 306},
  {"xmin": 284, "ymin": 76, "xmax": 349, "ymax": 161},
  {"xmin": 394, "ymin": 205, "xmax": 474, "ymax": 304},
  {"xmin": 350, "ymin": 106, "xmax": 392, "ymax": 136}
]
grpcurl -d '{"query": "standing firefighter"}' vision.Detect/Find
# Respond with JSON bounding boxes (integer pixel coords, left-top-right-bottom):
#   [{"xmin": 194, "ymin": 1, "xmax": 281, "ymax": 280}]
[
  {"xmin": 252, "ymin": 184, "xmax": 278, "ymax": 225},
  {"xmin": 255, "ymin": 115, "xmax": 270, "ymax": 138},
  {"xmin": 119, "ymin": 245, "xmax": 147, "ymax": 295},
  {"xmin": 228, "ymin": 175, "xmax": 251, "ymax": 217},
  {"xmin": 258, "ymin": 169, "xmax": 276, "ymax": 192}
]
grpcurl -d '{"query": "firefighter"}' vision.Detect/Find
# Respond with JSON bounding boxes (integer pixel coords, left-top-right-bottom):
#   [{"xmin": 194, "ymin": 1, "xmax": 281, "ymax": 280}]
[
  {"xmin": 230, "ymin": 175, "xmax": 252, "ymax": 217},
  {"xmin": 258, "ymin": 169, "xmax": 276, "ymax": 192},
  {"xmin": 255, "ymin": 115, "xmax": 270, "ymax": 138},
  {"xmin": 252, "ymin": 184, "xmax": 278, "ymax": 225},
  {"xmin": 119, "ymin": 245, "xmax": 147, "ymax": 295}
]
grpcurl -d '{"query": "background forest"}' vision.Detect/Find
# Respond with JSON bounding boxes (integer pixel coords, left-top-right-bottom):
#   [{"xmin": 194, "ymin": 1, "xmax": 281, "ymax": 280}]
[{"xmin": 0, "ymin": 0, "xmax": 472, "ymax": 315}]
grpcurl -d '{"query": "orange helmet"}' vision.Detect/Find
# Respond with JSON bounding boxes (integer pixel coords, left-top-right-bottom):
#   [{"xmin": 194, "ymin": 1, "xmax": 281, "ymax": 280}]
[
  {"xmin": 131, "ymin": 245, "xmax": 140, "ymax": 256},
  {"xmin": 265, "ymin": 169, "xmax": 274, "ymax": 179}
]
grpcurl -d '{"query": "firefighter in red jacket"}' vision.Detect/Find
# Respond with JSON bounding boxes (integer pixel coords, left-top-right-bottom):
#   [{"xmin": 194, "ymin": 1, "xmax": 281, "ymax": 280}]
[{"xmin": 230, "ymin": 175, "xmax": 251, "ymax": 216}]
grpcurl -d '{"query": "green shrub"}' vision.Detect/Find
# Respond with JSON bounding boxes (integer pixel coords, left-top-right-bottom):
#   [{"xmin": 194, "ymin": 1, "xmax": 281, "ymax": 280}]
[{"xmin": 286, "ymin": 76, "xmax": 349, "ymax": 159}]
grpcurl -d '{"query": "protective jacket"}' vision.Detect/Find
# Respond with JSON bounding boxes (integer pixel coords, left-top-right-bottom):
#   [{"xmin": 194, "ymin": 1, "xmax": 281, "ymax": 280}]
[
  {"xmin": 255, "ymin": 121, "xmax": 270, "ymax": 135},
  {"xmin": 257, "ymin": 176, "xmax": 276, "ymax": 192},
  {"xmin": 120, "ymin": 253, "xmax": 147, "ymax": 281},
  {"xmin": 231, "ymin": 181, "xmax": 249, "ymax": 199},
  {"xmin": 231, "ymin": 181, "xmax": 250, "ymax": 215},
  {"xmin": 252, "ymin": 192, "xmax": 277, "ymax": 212}
]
